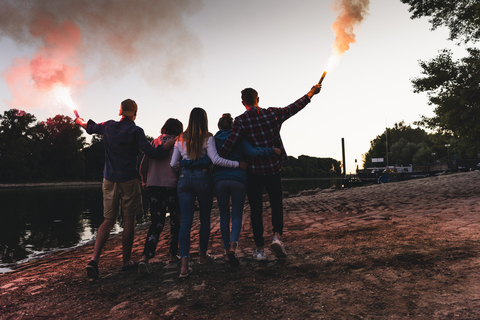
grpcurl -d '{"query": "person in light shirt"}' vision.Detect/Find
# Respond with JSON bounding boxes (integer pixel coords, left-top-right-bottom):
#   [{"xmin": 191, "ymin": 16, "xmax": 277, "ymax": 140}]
[{"xmin": 170, "ymin": 107, "xmax": 246, "ymax": 278}]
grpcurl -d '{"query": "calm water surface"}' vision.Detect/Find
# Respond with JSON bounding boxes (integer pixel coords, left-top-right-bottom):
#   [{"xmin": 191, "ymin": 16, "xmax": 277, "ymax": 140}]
[{"xmin": 0, "ymin": 178, "xmax": 339, "ymax": 271}]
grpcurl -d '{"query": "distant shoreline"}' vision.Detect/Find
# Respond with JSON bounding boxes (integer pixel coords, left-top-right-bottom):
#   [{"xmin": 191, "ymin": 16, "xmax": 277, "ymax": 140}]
[
  {"xmin": 0, "ymin": 181, "xmax": 103, "ymax": 189},
  {"xmin": 0, "ymin": 177, "xmax": 342, "ymax": 189}
]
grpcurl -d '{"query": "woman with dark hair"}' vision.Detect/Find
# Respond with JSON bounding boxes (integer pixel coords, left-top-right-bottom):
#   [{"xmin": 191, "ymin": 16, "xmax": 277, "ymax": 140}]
[
  {"xmin": 138, "ymin": 118, "xmax": 183, "ymax": 274},
  {"xmin": 170, "ymin": 107, "xmax": 245, "ymax": 278},
  {"xmin": 214, "ymin": 113, "xmax": 279, "ymax": 266}
]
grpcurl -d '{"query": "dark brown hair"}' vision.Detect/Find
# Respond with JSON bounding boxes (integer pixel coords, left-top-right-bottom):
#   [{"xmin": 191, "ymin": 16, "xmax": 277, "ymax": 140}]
[
  {"xmin": 161, "ymin": 118, "xmax": 183, "ymax": 135},
  {"xmin": 241, "ymin": 88, "xmax": 258, "ymax": 106},
  {"xmin": 181, "ymin": 107, "xmax": 210, "ymax": 160},
  {"xmin": 218, "ymin": 113, "xmax": 233, "ymax": 130}
]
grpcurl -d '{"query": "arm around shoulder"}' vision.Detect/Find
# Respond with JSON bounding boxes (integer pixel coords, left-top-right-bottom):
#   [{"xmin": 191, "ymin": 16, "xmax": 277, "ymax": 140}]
[
  {"xmin": 170, "ymin": 141, "xmax": 181, "ymax": 171},
  {"xmin": 206, "ymin": 136, "xmax": 239, "ymax": 168},
  {"xmin": 242, "ymin": 139, "xmax": 275, "ymax": 157}
]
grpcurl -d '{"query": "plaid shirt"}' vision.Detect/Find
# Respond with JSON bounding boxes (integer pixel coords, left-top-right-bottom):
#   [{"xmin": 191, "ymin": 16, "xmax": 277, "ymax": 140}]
[
  {"xmin": 219, "ymin": 94, "xmax": 311, "ymax": 175},
  {"xmin": 87, "ymin": 118, "xmax": 166, "ymax": 182}
]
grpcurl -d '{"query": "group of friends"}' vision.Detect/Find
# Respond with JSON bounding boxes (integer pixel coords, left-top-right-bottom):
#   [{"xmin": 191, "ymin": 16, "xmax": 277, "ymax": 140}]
[{"xmin": 75, "ymin": 83, "xmax": 322, "ymax": 279}]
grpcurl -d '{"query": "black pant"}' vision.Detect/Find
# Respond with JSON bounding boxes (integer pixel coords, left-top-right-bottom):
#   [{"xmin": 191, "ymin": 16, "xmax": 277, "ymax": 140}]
[
  {"xmin": 246, "ymin": 171, "xmax": 283, "ymax": 248},
  {"xmin": 142, "ymin": 186, "xmax": 181, "ymax": 258}
]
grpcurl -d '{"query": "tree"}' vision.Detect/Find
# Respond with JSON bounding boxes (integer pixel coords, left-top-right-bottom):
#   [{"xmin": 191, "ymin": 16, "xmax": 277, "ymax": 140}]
[
  {"xmin": 412, "ymin": 48, "xmax": 480, "ymax": 154},
  {"xmin": 401, "ymin": 0, "xmax": 480, "ymax": 44},
  {"xmin": 363, "ymin": 121, "xmax": 431, "ymax": 168},
  {"xmin": 35, "ymin": 115, "xmax": 85, "ymax": 180},
  {"xmin": 82, "ymin": 135, "xmax": 105, "ymax": 181},
  {"xmin": 401, "ymin": 0, "xmax": 480, "ymax": 157},
  {"xmin": 389, "ymin": 138, "xmax": 422, "ymax": 166},
  {"xmin": 0, "ymin": 109, "xmax": 41, "ymax": 181},
  {"xmin": 282, "ymin": 155, "xmax": 341, "ymax": 178}
]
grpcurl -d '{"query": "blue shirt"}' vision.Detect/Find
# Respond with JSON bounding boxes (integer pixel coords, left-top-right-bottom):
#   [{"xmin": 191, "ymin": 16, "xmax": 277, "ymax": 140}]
[
  {"xmin": 86, "ymin": 118, "xmax": 166, "ymax": 182},
  {"xmin": 213, "ymin": 129, "xmax": 274, "ymax": 184}
]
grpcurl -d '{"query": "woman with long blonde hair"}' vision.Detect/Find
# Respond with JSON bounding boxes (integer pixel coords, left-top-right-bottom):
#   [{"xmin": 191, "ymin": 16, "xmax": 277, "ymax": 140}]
[{"xmin": 170, "ymin": 107, "xmax": 245, "ymax": 277}]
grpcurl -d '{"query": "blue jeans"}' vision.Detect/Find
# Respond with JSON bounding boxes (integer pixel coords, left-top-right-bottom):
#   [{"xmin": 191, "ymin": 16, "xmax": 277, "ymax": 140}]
[
  {"xmin": 214, "ymin": 179, "xmax": 247, "ymax": 251},
  {"xmin": 177, "ymin": 169, "xmax": 213, "ymax": 258}
]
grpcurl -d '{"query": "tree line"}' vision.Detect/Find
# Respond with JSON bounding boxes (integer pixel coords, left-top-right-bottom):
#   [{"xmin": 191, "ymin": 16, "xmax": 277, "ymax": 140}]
[
  {"xmin": 0, "ymin": 109, "xmax": 342, "ymax": 183},
  {"xmin": 0, "ymin": 109, "xmax": 99, "ymax": 183},
  {"xmin": 362, "ymin": 121, "xmax": 467, "ymax": 169}
]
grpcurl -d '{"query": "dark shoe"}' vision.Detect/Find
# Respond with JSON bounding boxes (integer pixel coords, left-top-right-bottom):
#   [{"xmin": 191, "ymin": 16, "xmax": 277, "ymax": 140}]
[
  {"xmin": 179, "ymin": 267, "xmax": 193, "ymax": 278},
  {"xmin": 169, "ymin": 255, "xmax": 181, "ymax": 264},
  {"xmin": 86, "ymin": 260, "xmax": 99, "ymax": 279},
  {"xmin": 198, "ymin": 254, "xmax": 216, "ymax": 265},
  {"xmin": 121, "ymin": 261, "xmax": 139, "ymax": 272},
  {"xmin": 271, "ymin": 236, "xmax": 287, "ymax": 258},
  {"xmin": 227, "ymin": 251, "xmax": 240, "ymax": 267}
]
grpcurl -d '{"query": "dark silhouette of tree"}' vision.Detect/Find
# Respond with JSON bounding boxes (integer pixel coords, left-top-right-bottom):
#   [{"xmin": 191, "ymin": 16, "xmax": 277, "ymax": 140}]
[
  {"xmin": 401, "ymin": 0, "xmax": 480, "ymax": 158},
  {"xmin": 82, "ymin": 135, "xmax": 105, "ymax": 181},
  {"xmin": 0, "ymin": 109, "xmax": 41, "ymax": 181},
  {"xmin": 401, "ymin": 0, "xmax": 480, "ymax": 44},
  {"xmin": 411, "ymin": 48, "xmax": 480, "ymax": 155},
  {"xmin": 363, "ymin": 121, "xmax": 457, "ymax": 168},
  {"xmin": 35, "ymin": 115, "xmax": 85, "ymax": 181},
  {"xmin": 282, "ymin": 155, "xmax": 341, "ymax": 178}
]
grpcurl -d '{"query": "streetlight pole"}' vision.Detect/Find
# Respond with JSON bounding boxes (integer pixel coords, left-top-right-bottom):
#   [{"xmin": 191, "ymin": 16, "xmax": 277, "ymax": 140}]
[{"xmin": 445, "ymin": 144, "xmax": 451, "ymax": 169}]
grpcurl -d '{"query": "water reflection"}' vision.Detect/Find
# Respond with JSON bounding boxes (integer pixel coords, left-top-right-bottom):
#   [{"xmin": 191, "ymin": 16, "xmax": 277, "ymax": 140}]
[
  {"xmin": 0, "ymin": 178, "xmax": 339, "ymax": 267},
  {"xmin": 0, "ymin": 186, "xmax": 97, "ymax": 265}
]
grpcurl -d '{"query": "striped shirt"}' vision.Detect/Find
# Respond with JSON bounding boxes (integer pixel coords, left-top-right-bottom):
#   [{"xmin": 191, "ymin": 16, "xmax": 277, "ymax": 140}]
[{"xmin": 218, "ymin": 95, "xmax": 311, "ymax": 175}]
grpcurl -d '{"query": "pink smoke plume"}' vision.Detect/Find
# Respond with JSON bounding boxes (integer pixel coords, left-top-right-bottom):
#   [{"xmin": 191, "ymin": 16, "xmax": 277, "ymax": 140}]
[
  {"xmin": 0, "ymin": 0, "xmax": 203, "ymax": 111},
  {"xmin": 3, "ymin": 13, "xmax": 85, "ymax": 111},
  {"xmin": 326, "ymin": 0, "xmax": 370, "ymax": 70}
]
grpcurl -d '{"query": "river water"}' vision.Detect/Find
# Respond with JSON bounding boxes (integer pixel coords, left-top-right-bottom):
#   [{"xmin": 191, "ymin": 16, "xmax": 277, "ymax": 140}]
[{"xmin": 0, "ymin": 178, "xmax": 339, "ymax": 271}]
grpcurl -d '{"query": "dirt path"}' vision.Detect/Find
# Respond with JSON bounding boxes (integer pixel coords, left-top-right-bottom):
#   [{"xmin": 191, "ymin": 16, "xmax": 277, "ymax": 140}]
[{"xmin": 1, "ymin": 172, "xmax": 480, "ymax": 319}]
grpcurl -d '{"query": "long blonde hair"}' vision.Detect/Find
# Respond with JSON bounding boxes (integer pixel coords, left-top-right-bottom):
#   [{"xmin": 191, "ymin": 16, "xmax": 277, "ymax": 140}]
[{"xmin": 180, "ymin": 107, "xmax": 210, "ymax": 160}]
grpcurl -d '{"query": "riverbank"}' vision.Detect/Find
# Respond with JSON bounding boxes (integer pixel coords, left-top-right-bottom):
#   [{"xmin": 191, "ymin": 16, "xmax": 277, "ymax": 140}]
[
  {"xmin": 1, "ymin": 171, "xmax": 480, "ymax": 319},
  {"xmin": 0, "ymin": 181, "xmax": 103, "ymax": 188}
]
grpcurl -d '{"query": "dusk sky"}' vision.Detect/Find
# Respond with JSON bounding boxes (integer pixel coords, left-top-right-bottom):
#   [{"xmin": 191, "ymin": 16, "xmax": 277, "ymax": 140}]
[{"xmin": 0, "ymin": 0, "xmax": 468, "ymax": 174}]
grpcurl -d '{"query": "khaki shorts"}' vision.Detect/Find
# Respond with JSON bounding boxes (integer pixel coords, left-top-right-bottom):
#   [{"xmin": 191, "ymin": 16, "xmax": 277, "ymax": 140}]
[{"xmin": 102, "ymin": 178, "xmax": 143, "ymax": 219}]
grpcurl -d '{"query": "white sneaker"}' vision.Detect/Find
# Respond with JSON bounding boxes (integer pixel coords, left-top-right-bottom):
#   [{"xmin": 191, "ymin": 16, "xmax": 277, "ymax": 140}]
[
  {"xmin": 252, "ymin": 249, "xmax": 267, "ymax": 261},
  {"xmin": 271, "ymin": 236, "xmax": 287, "ymax": 258},
  {"xmin": 138, "ymin": 261, "xmax": 150, "ymax": 274}
]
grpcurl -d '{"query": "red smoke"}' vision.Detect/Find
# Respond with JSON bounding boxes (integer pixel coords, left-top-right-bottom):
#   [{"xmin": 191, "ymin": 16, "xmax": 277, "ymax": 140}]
[
  {"xmin": 331, "ymin": 0, "xmax": 370, "ymax": 57},
  {"xmin": 28, "ymin": 14, "xmax": 84, "ymax": 90},
  {"xmin": 0, "ymin": 0, "xmax": 203, "ymax": 111},
  {"xmin": 4, "ymin": 14, "xmax": 84, "ymax": 110}
]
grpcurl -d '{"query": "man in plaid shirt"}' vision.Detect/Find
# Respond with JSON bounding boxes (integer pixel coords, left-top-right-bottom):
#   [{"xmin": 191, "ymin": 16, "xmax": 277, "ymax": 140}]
[{"xmin": 219, "ymin": 84, "xmax": 322, "ymax": 260}]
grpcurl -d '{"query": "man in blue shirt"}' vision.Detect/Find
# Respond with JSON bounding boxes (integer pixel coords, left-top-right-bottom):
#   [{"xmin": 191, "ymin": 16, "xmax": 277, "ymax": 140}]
[{"xmin": 76, "ymin": 99, "xmax": 175, "ymax": 279}]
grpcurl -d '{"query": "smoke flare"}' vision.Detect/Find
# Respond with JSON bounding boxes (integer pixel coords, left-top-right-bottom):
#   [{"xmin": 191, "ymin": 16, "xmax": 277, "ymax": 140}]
[
  {"xmin": 325, "ymin": 0, "xmax": 370, "ymax": 71},
  {"xmin": 0, "ymin": 0, "xmax": 203, "ymax": 111}
]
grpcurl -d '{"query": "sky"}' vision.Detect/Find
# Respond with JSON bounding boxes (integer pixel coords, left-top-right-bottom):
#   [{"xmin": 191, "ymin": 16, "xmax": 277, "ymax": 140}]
[{"xmin": 0, "ymin": 0, "xmax": 468, "ymax": 174}]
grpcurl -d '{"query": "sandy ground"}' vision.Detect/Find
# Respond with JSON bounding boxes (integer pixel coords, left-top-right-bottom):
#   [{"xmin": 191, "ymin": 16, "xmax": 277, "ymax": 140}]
[{"xmin": 1, "ymin": 171, "xmax": 480, "ymax": 319}]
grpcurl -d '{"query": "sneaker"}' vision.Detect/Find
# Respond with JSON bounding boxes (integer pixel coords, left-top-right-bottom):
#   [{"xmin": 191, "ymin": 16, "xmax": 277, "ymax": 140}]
[
  {"xmin": 138, "ymin": 261, "xmax": 150, "ymax": 275},
  {"xmin": 252, "ymin": 249, "xmax": 267, "ymax": 261},
  {"xmin": 271, "ymin": 236, "xmax": 287, "ymax": 258},
  {"xmin": 86, "ymin": 260, "xmax": 99, "ymax": 279}
]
